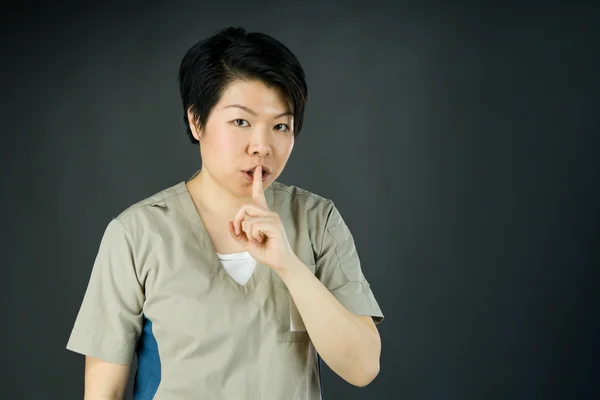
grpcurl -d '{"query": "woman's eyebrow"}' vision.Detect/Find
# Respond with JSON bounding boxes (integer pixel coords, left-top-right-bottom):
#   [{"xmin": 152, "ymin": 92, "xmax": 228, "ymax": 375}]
[{"xmin": 223, "ymin": 104, "xmax": 293, "ymax": 118}]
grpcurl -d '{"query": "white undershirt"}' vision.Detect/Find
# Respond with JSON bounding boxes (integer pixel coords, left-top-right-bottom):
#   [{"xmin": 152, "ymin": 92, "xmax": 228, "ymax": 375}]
[
  {"xmin": 216, "ymin": 251, "xmax": 257, "ymax": 285},
  {"xmin": 216, "ymin": 251, "xmax": 306, "ymax": 332}
]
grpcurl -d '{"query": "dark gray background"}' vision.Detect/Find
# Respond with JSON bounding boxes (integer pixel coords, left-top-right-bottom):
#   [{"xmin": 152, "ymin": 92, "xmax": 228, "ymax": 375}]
[{"xmin": 1, "ymin": 1, "xmax": 598, "ymax": 399}]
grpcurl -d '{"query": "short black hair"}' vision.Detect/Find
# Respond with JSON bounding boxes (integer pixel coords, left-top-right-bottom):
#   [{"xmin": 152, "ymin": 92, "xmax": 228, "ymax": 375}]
[{"xmin": 178, "ymin": 26, "xmax": 308, "ymax": 144}]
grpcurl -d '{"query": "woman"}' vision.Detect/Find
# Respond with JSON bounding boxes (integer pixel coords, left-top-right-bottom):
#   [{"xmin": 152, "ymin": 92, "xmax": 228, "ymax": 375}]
[{"xmin": 66, "ymin": 26, "xmax": 384, "ymax": 399}]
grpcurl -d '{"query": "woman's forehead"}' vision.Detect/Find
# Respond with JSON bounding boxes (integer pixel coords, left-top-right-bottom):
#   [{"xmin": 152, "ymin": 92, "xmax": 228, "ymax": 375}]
[{"xmin": 216, "ymin": 79, "xmax": 291, "ymax": 116}]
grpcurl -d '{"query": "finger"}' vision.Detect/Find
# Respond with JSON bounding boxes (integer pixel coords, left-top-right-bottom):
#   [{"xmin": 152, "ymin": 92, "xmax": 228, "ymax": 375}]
[
  {"xmin": 250, "ymin": 223, "xmax": 264, "ymax": 243},
  {"xmin": 233, "ymin": 204, "xmax": 278, "ymax": 235},
  {"xmin": 229, "ymin": 221, "xmax": 248, "ymax": 245},
  {"xmin": 249, "ymin": 226, "xmax": 260, "ymax": 242},
  {"xmin": 233, "ymin": 206, "xmax": 250, "ymax": 236},
  {"xmin": 242, "ymin": 219, "xmax": 259, "ymax": 243},
  {"xmin": 234, "ymin": 204, "xmax": 272, "ymax": 235},
  {"xmin": 243, "ymin": 217, "xmax": 267, "ymax": 243},
  {"xmin": 241, "ymin": 219, "xmax": 248, "ymax": 236},
  {"xmin": 229, "ymin": 220, "xmax": 239, "ymax": 238},
  {"xmin": 252, "ymin": 165, "xmax": 269, "ymax": 209},
  {"xmin": 247, "ymin": 219, "xmax": 276, "ymax": 240}
]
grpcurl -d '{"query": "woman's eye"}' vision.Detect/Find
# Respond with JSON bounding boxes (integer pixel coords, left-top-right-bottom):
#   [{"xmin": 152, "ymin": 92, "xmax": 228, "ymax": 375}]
[
  {"xmin": 274, "ymin": 123, "xmax": 290, "ymax": 132},
  {"xmin": 233, "ymin": 119, "xmax": 249, "ymax": 127}
]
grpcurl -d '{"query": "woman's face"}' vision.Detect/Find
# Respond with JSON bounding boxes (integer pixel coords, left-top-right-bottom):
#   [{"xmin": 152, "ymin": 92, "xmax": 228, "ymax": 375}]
[{"xmin": 188, "ymin": 79, "xmax": 295, "ymax": 198}]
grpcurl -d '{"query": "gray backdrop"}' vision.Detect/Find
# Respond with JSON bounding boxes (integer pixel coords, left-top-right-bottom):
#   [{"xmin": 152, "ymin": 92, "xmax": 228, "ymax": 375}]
[{"xmin": 1, "ymin": 1, "xmax": 599, "ymax": 399}]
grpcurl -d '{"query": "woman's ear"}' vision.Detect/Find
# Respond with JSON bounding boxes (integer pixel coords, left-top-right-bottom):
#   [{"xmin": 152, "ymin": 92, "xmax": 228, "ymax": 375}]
[{"xmin": 187, "ymin": 108, "xmax": 202, "ymax": 141}]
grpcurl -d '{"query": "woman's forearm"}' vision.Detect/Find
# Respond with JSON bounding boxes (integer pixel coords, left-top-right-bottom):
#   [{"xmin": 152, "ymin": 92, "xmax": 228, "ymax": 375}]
[{"xmin": 276, "ymin": 256, "xmax": 381, "ymax": 387}]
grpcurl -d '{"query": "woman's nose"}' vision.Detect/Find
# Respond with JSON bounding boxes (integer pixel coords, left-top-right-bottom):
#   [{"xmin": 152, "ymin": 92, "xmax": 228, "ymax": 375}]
[
  {"xmin": 250, "ymin": 143, "xmax": 271, "ymax": 156},
  {"xmin": 248, "ymin": 130, "xmax": 272, "ymax": 156}
]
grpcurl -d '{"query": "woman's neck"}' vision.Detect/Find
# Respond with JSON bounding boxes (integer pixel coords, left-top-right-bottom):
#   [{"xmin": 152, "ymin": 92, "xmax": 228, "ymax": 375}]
[{"xmin": 186, "ymin": 168, "xmax": 252, "ymax": 222}]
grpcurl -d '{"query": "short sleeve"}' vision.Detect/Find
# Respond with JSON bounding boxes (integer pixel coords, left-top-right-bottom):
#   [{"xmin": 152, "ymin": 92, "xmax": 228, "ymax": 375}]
[
  {"xmin": 315, "ymin": 201, "xmax": 384, "ymax": 325},
  {"xmin": 66, "ymin": 218, "xmax": 145, "ymax": 364}
]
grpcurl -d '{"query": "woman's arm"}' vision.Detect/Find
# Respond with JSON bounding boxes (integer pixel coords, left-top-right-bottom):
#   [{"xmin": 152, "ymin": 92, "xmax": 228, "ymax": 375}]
[
  {"xmin": 277, "ymin": 256, "xmax": 381, "ymax": 387},
  {"xmin": 84, "ymin": 356, "xmax": 131, "ymax": 400}
]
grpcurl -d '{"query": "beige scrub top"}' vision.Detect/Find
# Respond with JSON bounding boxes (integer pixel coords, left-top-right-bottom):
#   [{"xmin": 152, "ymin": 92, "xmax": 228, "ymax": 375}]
[{"xmin": 66, "ymin": 170, "xmax": 385, "ymax": 399}]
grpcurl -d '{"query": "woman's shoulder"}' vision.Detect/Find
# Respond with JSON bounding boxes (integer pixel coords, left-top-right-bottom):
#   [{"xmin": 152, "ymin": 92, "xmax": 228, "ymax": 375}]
[
  {"xmin": 269, "ymin": 180, "xmax": 330, "ymax": 202},
  {"xmin": 110, "ymin": 180, "xmax": 188, "ymax": 230},
  {"xmin": 268, "ymin": 180, "xmax": 335, "ymax": 214}
]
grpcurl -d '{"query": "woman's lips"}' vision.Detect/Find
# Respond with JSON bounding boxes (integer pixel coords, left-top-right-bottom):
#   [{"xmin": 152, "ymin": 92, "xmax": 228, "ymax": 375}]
[{"xmin": 242, "ymin": 170, "xmax": 269, "ymax": 182}]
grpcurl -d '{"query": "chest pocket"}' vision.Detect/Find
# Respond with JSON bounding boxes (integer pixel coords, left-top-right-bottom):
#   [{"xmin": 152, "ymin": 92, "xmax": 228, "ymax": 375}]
[
  {"xmin": 272, "ymin": 263, "xmax": 315, "ymax": 342},
  {"xmin": 272, "ymin": 200, "xmax": 319, "ymax": 342}
]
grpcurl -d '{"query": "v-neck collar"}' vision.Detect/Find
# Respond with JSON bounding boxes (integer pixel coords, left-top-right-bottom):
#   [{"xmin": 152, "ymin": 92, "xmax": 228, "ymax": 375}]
[{"xmin": 176, "ymin": 169, "xmax": 275, "ymax": 296}]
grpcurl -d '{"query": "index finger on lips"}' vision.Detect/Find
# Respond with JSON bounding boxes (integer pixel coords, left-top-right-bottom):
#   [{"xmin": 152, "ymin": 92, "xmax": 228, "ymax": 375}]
[{"xmin": 252, "ymin": 165, "xmax": 269, "ymax": 209}]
